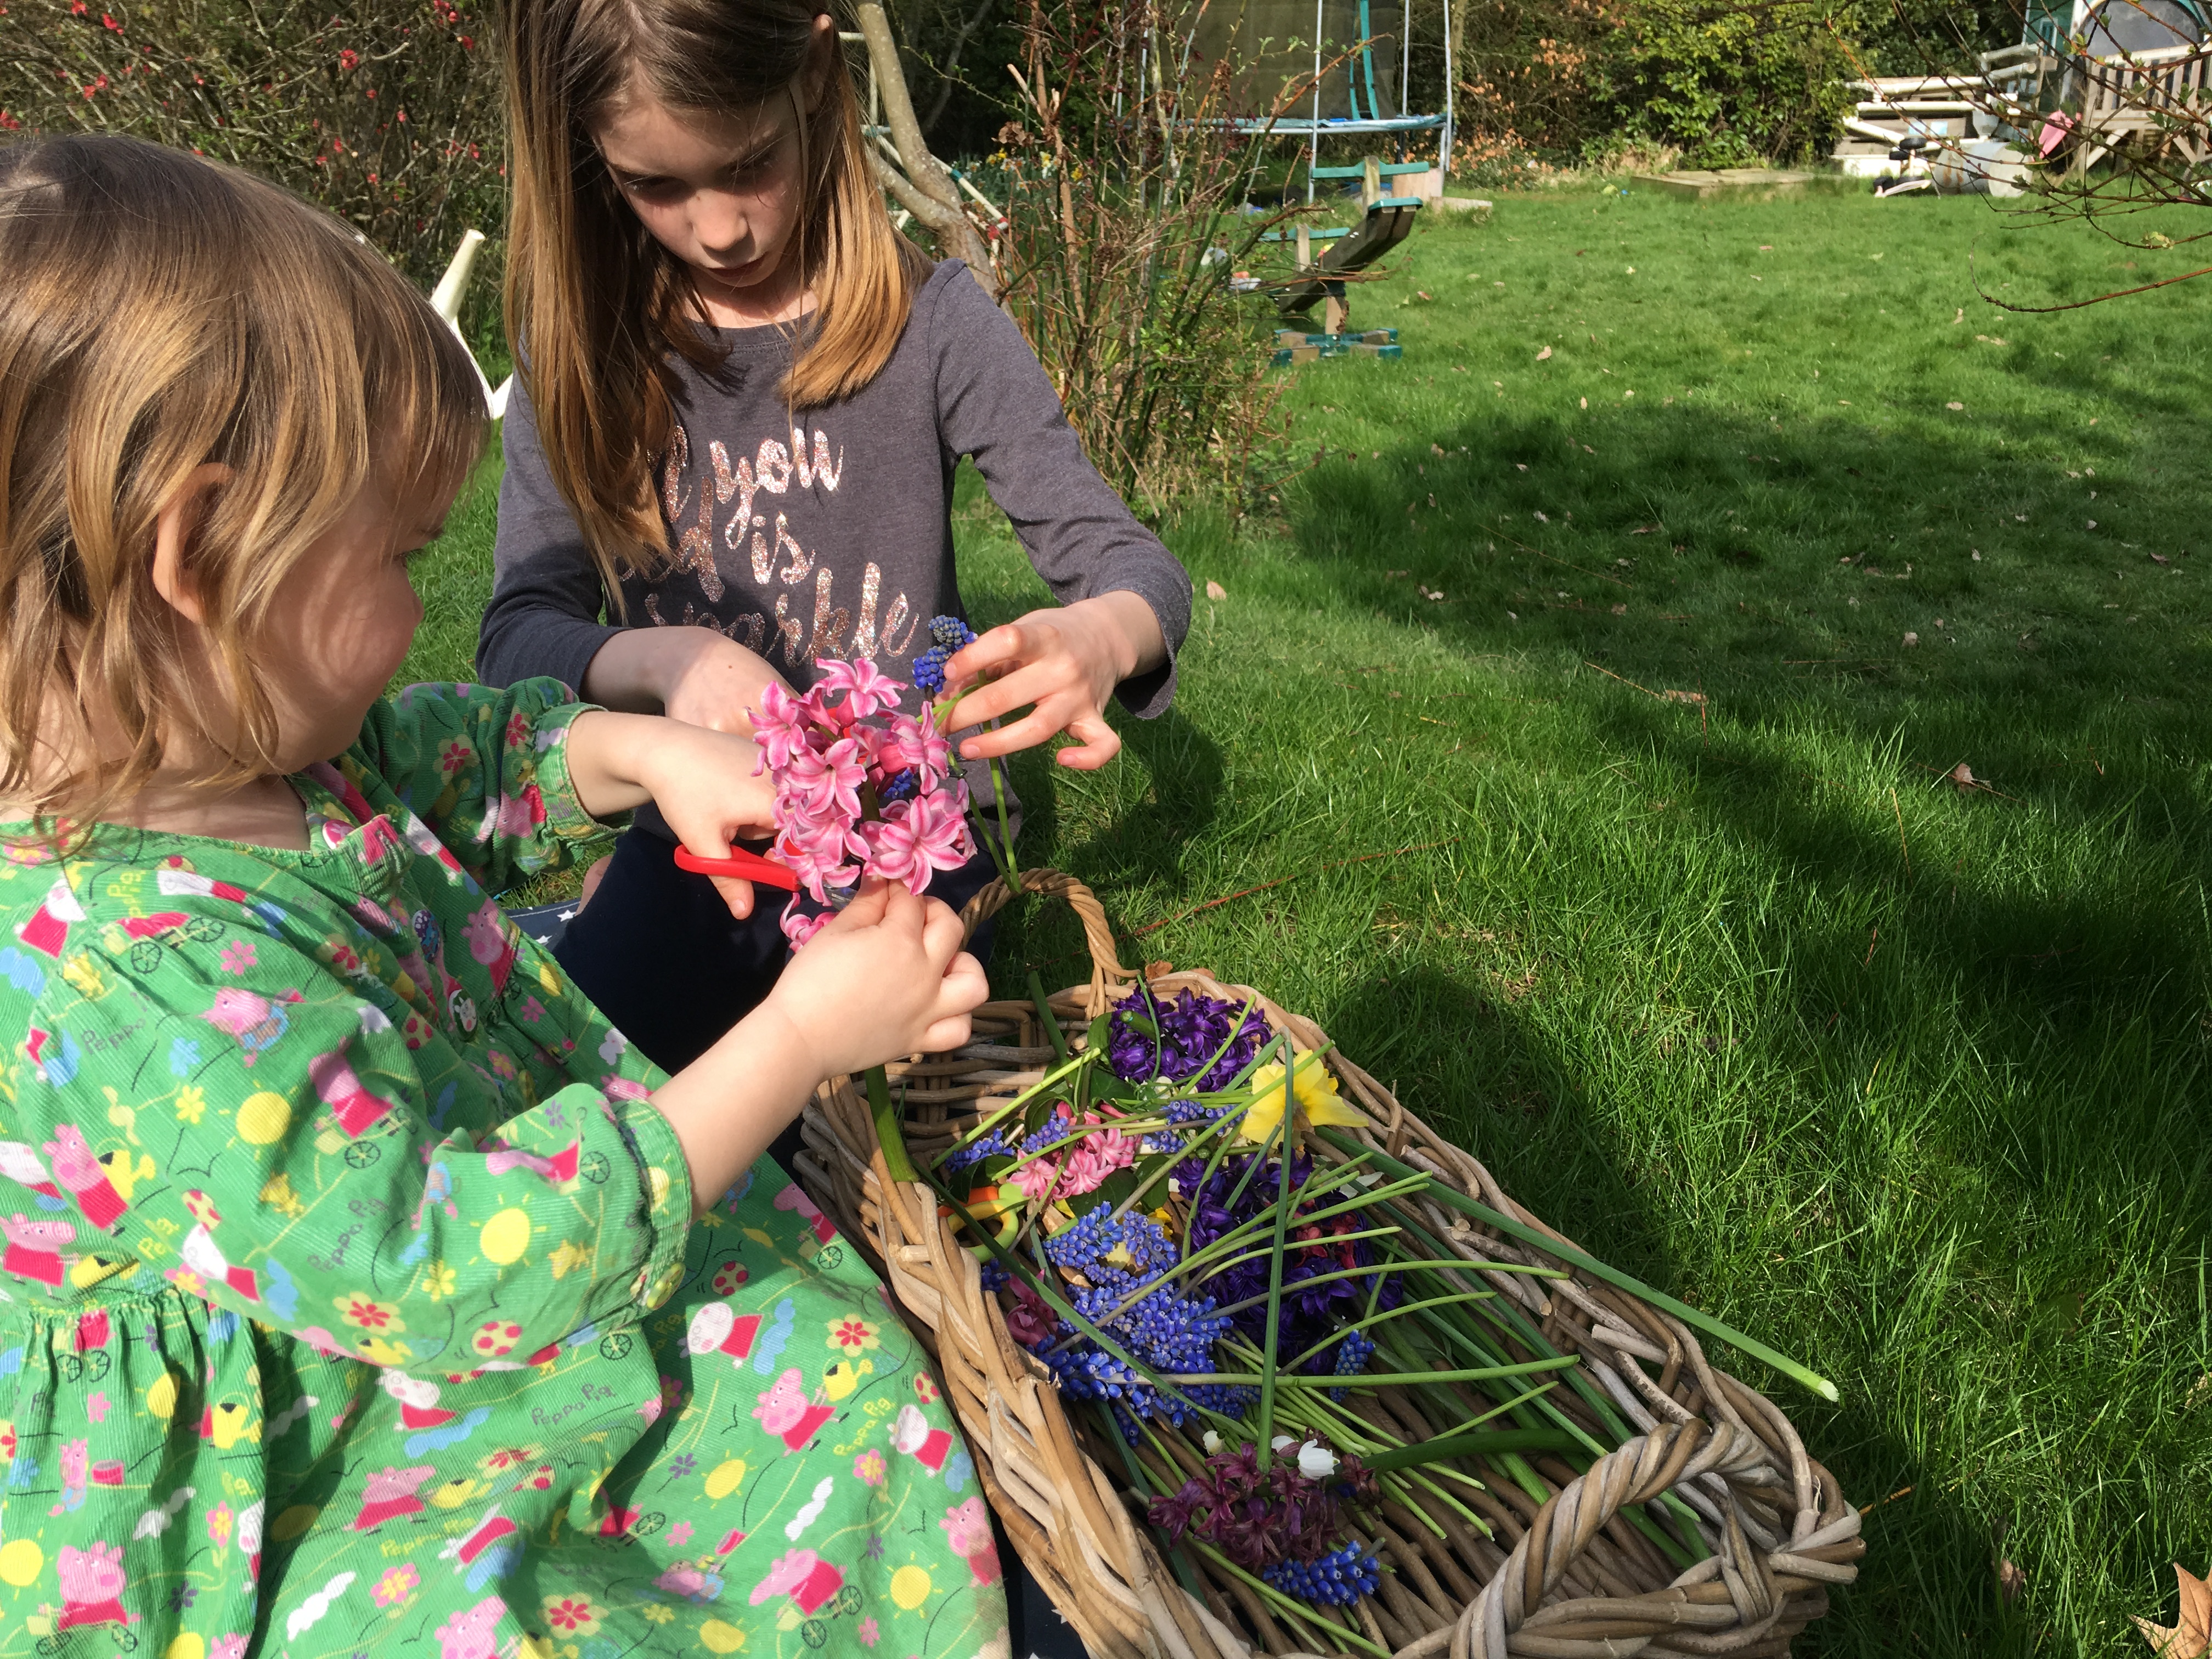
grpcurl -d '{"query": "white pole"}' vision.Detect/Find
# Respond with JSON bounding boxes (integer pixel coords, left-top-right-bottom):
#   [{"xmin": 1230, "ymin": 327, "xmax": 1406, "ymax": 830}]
[
  {"xmin": 1440, "ymin": 0, "xmax": 1454, "ymax": 174},
  {"xmin": 430, "ymin": 229, "xmax": 484, "ymax": 325},
  {"xmin": 1402, "ymin": 0, "xmax": 1411, "ymax": 117},
  {"xmin": 1310, "ymin": 0, "xmax": 1324, "ymax": 200}
]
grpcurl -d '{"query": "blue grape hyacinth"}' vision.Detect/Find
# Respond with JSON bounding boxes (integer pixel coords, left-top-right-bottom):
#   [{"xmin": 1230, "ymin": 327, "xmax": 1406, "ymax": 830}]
[{"xmin": 1262, "ymin": 1543, "xmax": 1383, "ymax": 1607}]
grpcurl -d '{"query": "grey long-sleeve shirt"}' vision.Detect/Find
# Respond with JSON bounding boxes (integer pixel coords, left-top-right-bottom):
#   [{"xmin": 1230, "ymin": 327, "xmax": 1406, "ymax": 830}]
[{"xmin": 477, "ymin": 258, "xmax": 1193, "ymax": 838}]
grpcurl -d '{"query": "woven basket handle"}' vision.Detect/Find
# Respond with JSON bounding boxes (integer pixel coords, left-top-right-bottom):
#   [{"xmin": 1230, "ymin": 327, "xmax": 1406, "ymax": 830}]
[
  {"xmin": 958, "ymin": 867, "xmax": 1135, "ymax": 1019},
  {"xmin": 1452, "ymin": 1418, "xmax": 1807, "ymax": 1659}
]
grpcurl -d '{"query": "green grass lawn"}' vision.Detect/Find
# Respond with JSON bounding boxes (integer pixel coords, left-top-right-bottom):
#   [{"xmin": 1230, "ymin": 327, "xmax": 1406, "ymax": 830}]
[{"xmin": 399, "ymin": 183, "xmax": 2212, "ymax": 1655}]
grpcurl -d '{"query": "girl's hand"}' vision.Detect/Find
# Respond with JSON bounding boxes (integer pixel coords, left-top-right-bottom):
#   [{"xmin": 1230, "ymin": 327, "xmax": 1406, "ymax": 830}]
[
  {"xmin": 761, "ymin": 881, "xmax": 985, "ymax": 1075},
  {"xmin": 941, "ymin": 592, "xmax": 1166, "ymax": 770},
  {"xmin": 582, "ymin": 626, "xmax": 795, "ymax": 738},
  {"xmin": 567, "ymin": 712, "xmax": 777, "ymax": 918},
  {"xmin": 649, "ymin": 880, "xmax": 986, "ymax": 1213}
]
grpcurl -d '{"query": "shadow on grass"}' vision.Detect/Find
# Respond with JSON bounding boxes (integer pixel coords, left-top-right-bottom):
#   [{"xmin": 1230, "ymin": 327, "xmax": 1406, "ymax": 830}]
[
  {"xmin": 985, "ymin": 704, "xmax": 1228, "ymax": 990},
  {"xmin": 1245, "ymin": 400, "xmax": 2212, "ymax": 1652},
  {"xmin": 1313, "ymin": 962, "xmax": 2035, "ymax": 1656}
]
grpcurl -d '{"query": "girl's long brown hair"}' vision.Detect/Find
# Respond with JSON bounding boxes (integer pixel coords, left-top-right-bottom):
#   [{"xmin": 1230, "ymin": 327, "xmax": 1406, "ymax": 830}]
[
  {"xmin": 0, "ymin": 134, "xmax": 485, "ymax": 833},
  {"xmin": 498, "ymin": 0, "xmax": 926, "ymax": 597}
]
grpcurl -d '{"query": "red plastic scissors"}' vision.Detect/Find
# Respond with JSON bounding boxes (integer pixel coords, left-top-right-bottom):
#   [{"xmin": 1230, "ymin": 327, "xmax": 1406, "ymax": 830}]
[{"xmin": 671, "ymin": 844, "xmax": 800, "ymax": 891}]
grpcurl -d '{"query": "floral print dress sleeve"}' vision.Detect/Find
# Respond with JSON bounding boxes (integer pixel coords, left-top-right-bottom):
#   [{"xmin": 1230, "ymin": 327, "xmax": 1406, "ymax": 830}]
[{"xmin": 321, "ymin": 675, "xmax": 614, "ymax": 899}]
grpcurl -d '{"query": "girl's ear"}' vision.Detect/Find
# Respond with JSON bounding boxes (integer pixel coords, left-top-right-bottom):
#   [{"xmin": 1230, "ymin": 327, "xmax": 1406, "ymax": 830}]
[
  {"xmin": 798, "ymin": 10, "xmax": 838, "ymax": 115},
  {"xmin": 150, "ymin": 462, "xmax": 234, "ymax": 625}
]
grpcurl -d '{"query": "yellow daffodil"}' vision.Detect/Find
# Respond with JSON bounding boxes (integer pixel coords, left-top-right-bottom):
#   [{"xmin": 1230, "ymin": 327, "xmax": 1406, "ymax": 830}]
[{"xmin": 1239, "ymin": 1049, "xmax": 1364, "ymax": 1143}]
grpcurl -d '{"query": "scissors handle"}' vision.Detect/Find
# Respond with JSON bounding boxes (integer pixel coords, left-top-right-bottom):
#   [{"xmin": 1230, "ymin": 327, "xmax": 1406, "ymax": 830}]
[{"xmin": 672, "ymin": 845, "xmax": 800, "ymax": 891}]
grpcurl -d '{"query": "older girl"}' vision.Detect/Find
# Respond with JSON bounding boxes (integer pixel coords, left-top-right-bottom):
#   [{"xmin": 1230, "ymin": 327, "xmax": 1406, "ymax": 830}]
[{"xmin": 478, "ymin": 0, "xmax": 1192, "ymax": 1074}]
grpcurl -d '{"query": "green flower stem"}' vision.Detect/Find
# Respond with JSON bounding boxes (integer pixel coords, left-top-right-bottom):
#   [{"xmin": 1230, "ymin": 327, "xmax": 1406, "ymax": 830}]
[
  {"xmin": 1361, "ymin": 1428, "xmax": 1582, "ymax": 1471},
  {"xmin": 1207, "ymin": 1256, "xmax": 1555, "ymax": 1327},
  {"xmin": 1026, "ymin": 971, "xmax": 1070, "ymax": 1064},
  {"xmin": 867, "ymin": 1063, "xmax": 916, "ymax": 1183},
  {"xmin": 1109, "ymin": 1104, "xmax": 1246, "ymax": 1223},
  {"xmin": 1186, "ymin": 996, "xmax": 1267, "ymax": 1094},
  {"xmin": 923, "ymin": 1169, "xmax": 1250, "ymax": 1437},
  {"xmin": 1252, "ymin": 1116, "xmax": 1296, "ymax": 1474},
  {"xmin": 986, "ymin": 756, "xmax": 1018, "ymax": 888},
  {"xmin": 929, "ymin": 1049, "xmax": 1096, "ymax": 1171},
  {"xmin": 1426, "ymin": 1378, "xmax": 1564, "ymax": 1441},
  {"xmin": 1171, "ymin": 1355, "xmax": 1581, "ymax": 1389},
  {"xmin": 1315, "ymin": 1129, "xmax": 1839, "ymax": 1403},
  {"xmin": 1279, "ymin": 1289, "xmax": 1499, "ymax": 1373},
  {"xmin": 1096, "ymin": 1406, "xmax": 1210, "ymax": 1601},
  {"xmin": 1364, "ymin": 1194, "xmax": 1641, "ymax": 1448},
  {"xmin": 1175, "ymin": 1224, "xmax": 1404, "ymax": 1299}
]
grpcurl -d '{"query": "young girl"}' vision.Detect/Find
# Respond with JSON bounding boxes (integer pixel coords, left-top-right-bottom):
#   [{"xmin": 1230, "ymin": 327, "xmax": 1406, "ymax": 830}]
[
  {"xmin": 478, "ymin": 0, "xmax": 1193, "ymax": 1073},
  {"xmin": 0, "ymin": 134, "xmax": 1003, "ymax": 1659}
]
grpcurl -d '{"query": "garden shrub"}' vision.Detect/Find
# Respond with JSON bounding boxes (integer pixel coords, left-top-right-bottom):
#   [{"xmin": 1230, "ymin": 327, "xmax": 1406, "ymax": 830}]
[{"xmin": 0, "ymin": 0, "xmax": 506, "ymax": 350}]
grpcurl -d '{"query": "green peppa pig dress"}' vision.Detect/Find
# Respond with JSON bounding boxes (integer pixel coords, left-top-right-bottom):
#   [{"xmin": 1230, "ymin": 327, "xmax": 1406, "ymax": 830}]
[{"xmin": 0, "ymin": 679, "xmax": 1006, "ymax": 1659}]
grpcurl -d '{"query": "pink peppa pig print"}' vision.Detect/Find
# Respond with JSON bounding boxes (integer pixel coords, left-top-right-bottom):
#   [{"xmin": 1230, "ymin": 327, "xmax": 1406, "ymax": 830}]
[
  {"xmin": 0, "ymin": 1140, "xmax": 62, "ymax": 1201},
  {"xmin": 200, "ymin": 986, "xmax": 297, "ymax": 1066},
  {"xmin": 351, "ymin": 1465, "xmax": 437, "ymax": 1531},
  {"xmin": 3, "ymin": 1212, "xmax": 74, "ymax": 1287},
  {"xmin": 655, "ymin": 1560, "xmax": 725, "ymax": 1603},
  {"xmin": 752, "ymin": 1368, "xmax": 834, "ymax": 1453},
  {"xmin": 893, "ymin": 1403, "xmax": 955, "ymax": 1474},
  {"xmin": 748, "ymin": 1549, "xmax": 844, "ymax": 1615},
  {"xmin": 460, "ymin": 900, "xmax": 515, "ymax": 994},
  {"xmin": 54, "ymin": 1540, "xmax": 132, "ymax": 1628},
  {"xmin": 307, "ymin": 1044, "xmax": 398, "ymax": 1138},
  {"xmin": 14, "ymin": 874, "xmax": 83, "ymax": 958},
  {"xmin": 941, "ymin": 1497, "xmax": 1003, "ymax": 1586},
  {"xmin": 432, "ymin": 1595, "xmax": 507, "ymax": 1659},
  {"xmin": 48, "ymin": 1437, "xmax": 88, "ymax": 1516},
  {"xmin": 687, "ymin": 1301, "xmax": 763, "ymax": 1367},
  {"xmin": 774, "ymin": 1182, "xmax": 838, "ymax": 1248},
  {"xmin": 379, "ymin": 1369, "xmax": 456, "ymax": 1430},
  {"xmin": 42, "ymin": 1124, "xmax": 126, "ymax": 1231}
]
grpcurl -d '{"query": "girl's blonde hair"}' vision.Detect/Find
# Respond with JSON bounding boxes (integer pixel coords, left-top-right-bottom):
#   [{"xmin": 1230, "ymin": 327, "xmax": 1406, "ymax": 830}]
[
  {"xmin": 0, "ymin": 134, "xmax": 487, "ymax": 831},
  {"xmin": 498, "ymin": 0, "xmax": 927, "ymax": 596}
]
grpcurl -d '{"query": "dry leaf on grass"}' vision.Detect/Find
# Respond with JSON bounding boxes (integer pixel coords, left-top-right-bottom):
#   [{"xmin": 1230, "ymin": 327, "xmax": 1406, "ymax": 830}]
[
  {"xmin": 2132, "ymin": 1564, "xmax": 2212, "ymax": 1657},
  {"xmin": 1536, "ymin": 345, "xmax": 1553, "ymax": 360},
  {"xmin": 1204, "ymin": 580, "xmax": 1226, "ymax": 600}
]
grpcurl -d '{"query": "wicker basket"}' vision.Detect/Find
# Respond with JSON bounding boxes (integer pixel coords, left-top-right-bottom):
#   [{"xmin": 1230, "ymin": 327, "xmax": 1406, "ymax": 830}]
[{"xmin": 793, "ymin": 871, "xmax": 1864, "ymax": 1659}]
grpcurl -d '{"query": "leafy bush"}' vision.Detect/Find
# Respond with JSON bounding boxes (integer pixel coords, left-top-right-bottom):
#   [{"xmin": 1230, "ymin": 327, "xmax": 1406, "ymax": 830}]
[
  {"xmin": 1450, "ymin": 0, "xmax": 2018, "ymax": 176},
  {"xmin": 985, "ymin": 1, "xmax": 1297, "ymax": 519},
  {"xmin": 0, "ymin": 0, "xmax": 506, "ymax": 349}
]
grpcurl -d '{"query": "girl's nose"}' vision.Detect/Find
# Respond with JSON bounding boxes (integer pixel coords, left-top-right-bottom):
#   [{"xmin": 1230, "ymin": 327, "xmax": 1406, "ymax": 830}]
[{"xmin": 691, "ymin": 191, "xmax": 751, "ymax": 262}]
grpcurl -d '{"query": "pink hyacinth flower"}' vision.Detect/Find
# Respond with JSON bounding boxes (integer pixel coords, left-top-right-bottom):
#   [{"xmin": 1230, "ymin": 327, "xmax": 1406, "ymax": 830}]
[
  {"xmin": 779, "ymin": 735, "xmax": 866, "ymax": 825},
  {"xmin": 816, "ymin": 657, "xmax": 904, "ymax": 723},
  {"xmin": 1058, "ymin": 1125, "xmax": 1136, "ymax": 1195},
  {"xmin": 776, "ymin": 815, "xmax": 864, "ymax": 902},
  {"xmin": 779, "ymin": 900, "xmax": 832, "ymax": 948},
  {"xmin": 752, "ymin": 682, "xmax": 818, "ymax": 772},
  {"xmin": 901, "ymin": 787, "xmax": 974, "ymax": 876},
  {"xmin": 875, "ymin": 713, "xmax": 953, "ymax": 783}
]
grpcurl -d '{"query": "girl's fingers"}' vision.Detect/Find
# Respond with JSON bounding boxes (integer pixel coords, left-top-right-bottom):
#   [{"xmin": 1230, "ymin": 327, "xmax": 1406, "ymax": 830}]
[
  {"xmin": 958, "ymin": 701, "xmax": 1077, "ymax": 761},
  {"xmin": 943, "ymin": 658, "xmax": 1060, "ymax": 732},
  {"xmin": 707, "ymin": 873, "xmax": 756, "ymax": 919},
  {"xmin": 835, "ymin": 876, "xmax": 894, "ymax": 931},
  {"xmin": 919, "ymin": 896, "xmax": 968, "ymax": 967},
  {"xmin": 944, "ymin": 622, "xmax": 1032, "ymax": 691},
  {"xmin": 917, "ymin": 1013, "xmax": 975, "ymax": 1055},
  {"xmin": 1052, "ymin": 712, "xmax": 1123, "ymax": 770}
]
